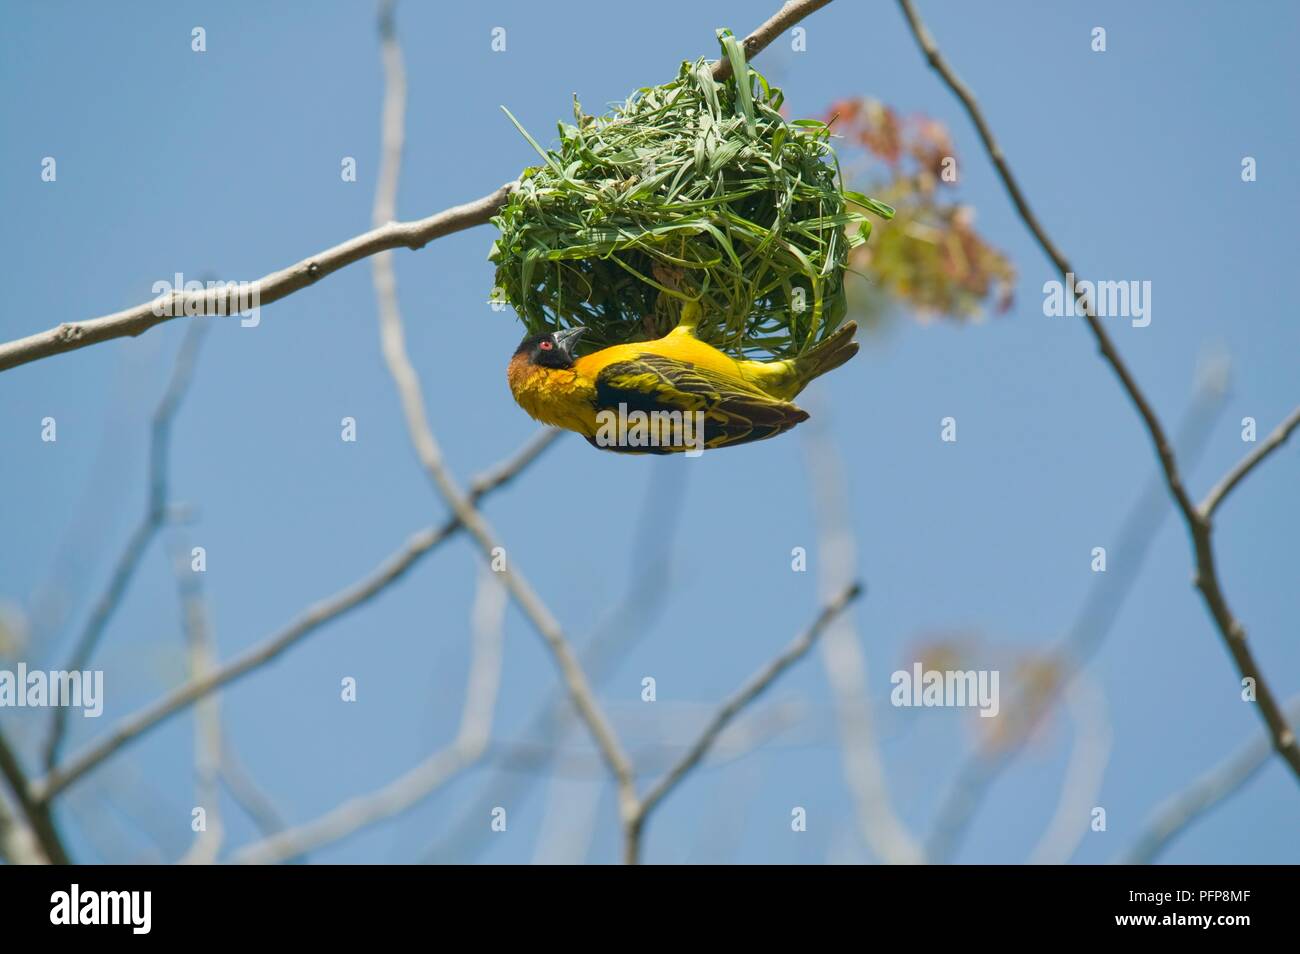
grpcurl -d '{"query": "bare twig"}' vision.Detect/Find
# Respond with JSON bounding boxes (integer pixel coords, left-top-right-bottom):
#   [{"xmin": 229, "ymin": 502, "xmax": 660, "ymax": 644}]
[
  {"xmin": 1123, "ymin": 695, "xmax": 1300, "ymax": 865},
  {"xmin": 1200, "ymin": 407, "xmax": 1300, "ymax": 519},
  {"xmin": 43, "ymin": 322, "xmax": 209, "ymax": 771},
  {"xmin": 230, "ymin": 567, "xmax": 507, "ymax": 864},
  {"xmin": 713, "ymin": 0, "xmax": 833, "ymax": 81},
  {"xmin": 32, "ymin": 429, "xmax": 557, "ymax": 802},
  {"xmin": 623, "ymin": 582, "xmax": 864, "ymax": 864},
  {"xmin": 897, "ymin": 0, "xmax": 1300, "ymax": 784},
  {"xmin": 0, "ymin": 0, "xmax": 835, "ymax": 375}
]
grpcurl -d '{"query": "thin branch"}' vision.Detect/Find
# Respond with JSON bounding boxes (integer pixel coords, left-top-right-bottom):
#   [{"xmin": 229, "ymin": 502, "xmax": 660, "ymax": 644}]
[
  {"xmin": 32, "ymin": 429, "xmax": 557, "ymax": 802},
  {"xmin": 230, "ymin": 567, "xmax": 507, "ymax": 864},
  {"xmin": 43, "ymin": 321, "xmax": 209, "ymax": 771},
  {"xmin": 1200, "ymin": 407, "xmax": 1300, "ymax": 519},
  {"xmin": 369, "ymin": 2, "xmax": 638, "ymax": 825},
  {"xmin": 896, "ymin": 0, "xmax": 1300, "ymax": 784},
  {"xmin": 1122, "ymin": 695, "xmax": 1300, "ymax": 865},
  {"xmin": 713, "ymin": 0, "xmax": 834, "ymax": 81},
  {"xmin": 623, "ymin": 582, "xmax": 864, "ymax": 865},
  {"xmin": 0, "ymin": 0, "xmax": 835, "ymax": 375}
]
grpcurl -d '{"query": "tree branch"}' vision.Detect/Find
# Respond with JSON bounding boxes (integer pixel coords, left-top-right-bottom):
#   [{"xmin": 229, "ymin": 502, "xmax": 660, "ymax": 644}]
[
  {"xmin": 1200, "ymin": 407, "xmax": 1300, "ymax": 520},
  {"xmin": 896, "ymin": 0, "xmax": 1300, "ymax": 785},
  {"xmin": 714, "ymin": 0, "xmax": 833, "ymax": 81}
]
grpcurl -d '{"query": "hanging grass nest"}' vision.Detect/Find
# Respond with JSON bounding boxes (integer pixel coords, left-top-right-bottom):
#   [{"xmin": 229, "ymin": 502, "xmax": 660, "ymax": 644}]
[{"xmin": 489, "ymin": 31, "xmax": 895, "ymax": 360}]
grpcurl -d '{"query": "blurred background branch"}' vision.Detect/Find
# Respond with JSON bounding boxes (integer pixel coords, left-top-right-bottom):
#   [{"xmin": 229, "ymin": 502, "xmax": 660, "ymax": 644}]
[{"xmin": 1122, "ymin": 695, "xmax": 1300, "ymax": 865}]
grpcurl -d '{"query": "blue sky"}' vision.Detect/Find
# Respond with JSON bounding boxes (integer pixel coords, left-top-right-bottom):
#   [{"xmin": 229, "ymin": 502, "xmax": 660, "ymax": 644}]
[{"xmin": 1, "ymin": 0, "xmax": 1296, "ymax": 863}]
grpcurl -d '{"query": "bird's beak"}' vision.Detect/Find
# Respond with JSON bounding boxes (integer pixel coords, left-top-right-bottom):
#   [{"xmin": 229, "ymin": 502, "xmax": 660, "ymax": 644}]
[{"xmin": 553, "ymin": 326, "xmax": 587, "ymax": 361}]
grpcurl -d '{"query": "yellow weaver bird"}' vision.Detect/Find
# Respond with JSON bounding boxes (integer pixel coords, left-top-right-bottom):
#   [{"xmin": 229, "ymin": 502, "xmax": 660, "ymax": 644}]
[{"xmin": 506, "ymin": 301, "xmax": 859, "ymax": 453}]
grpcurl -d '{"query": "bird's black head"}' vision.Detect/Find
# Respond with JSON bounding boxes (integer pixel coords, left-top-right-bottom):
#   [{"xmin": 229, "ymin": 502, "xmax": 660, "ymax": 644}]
[{"xmin": 513, "ymin": 327, "xmax": 587, "ymax": 369}]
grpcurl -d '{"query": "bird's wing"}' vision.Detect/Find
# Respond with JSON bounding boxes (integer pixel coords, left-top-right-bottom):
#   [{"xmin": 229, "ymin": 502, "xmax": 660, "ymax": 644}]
[{"xmin": 590, "ymin": 354, "xmax": 808, "ymax": 452}]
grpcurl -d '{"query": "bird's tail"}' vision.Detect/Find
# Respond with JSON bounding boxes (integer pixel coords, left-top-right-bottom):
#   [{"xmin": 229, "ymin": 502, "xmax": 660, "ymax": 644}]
[
  {"xmin": 741, "ymin": 321, "xmax": 860, "ymax": 401},
  {"xmin": 795, "ymin": 320, "xmax": 860, "ymax": 384}
]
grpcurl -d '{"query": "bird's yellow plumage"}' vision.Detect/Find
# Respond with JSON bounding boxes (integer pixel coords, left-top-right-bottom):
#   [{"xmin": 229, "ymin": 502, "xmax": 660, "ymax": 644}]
[{"xmin": 506, "ymin": 302, "xmax": 858, "ymax": 453}]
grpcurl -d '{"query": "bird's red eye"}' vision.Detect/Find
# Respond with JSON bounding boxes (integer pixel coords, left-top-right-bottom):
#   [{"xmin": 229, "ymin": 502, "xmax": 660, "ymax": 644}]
[{"xmin": 539, "ymin": 340, "xmax": 554, "ymax": 351}]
